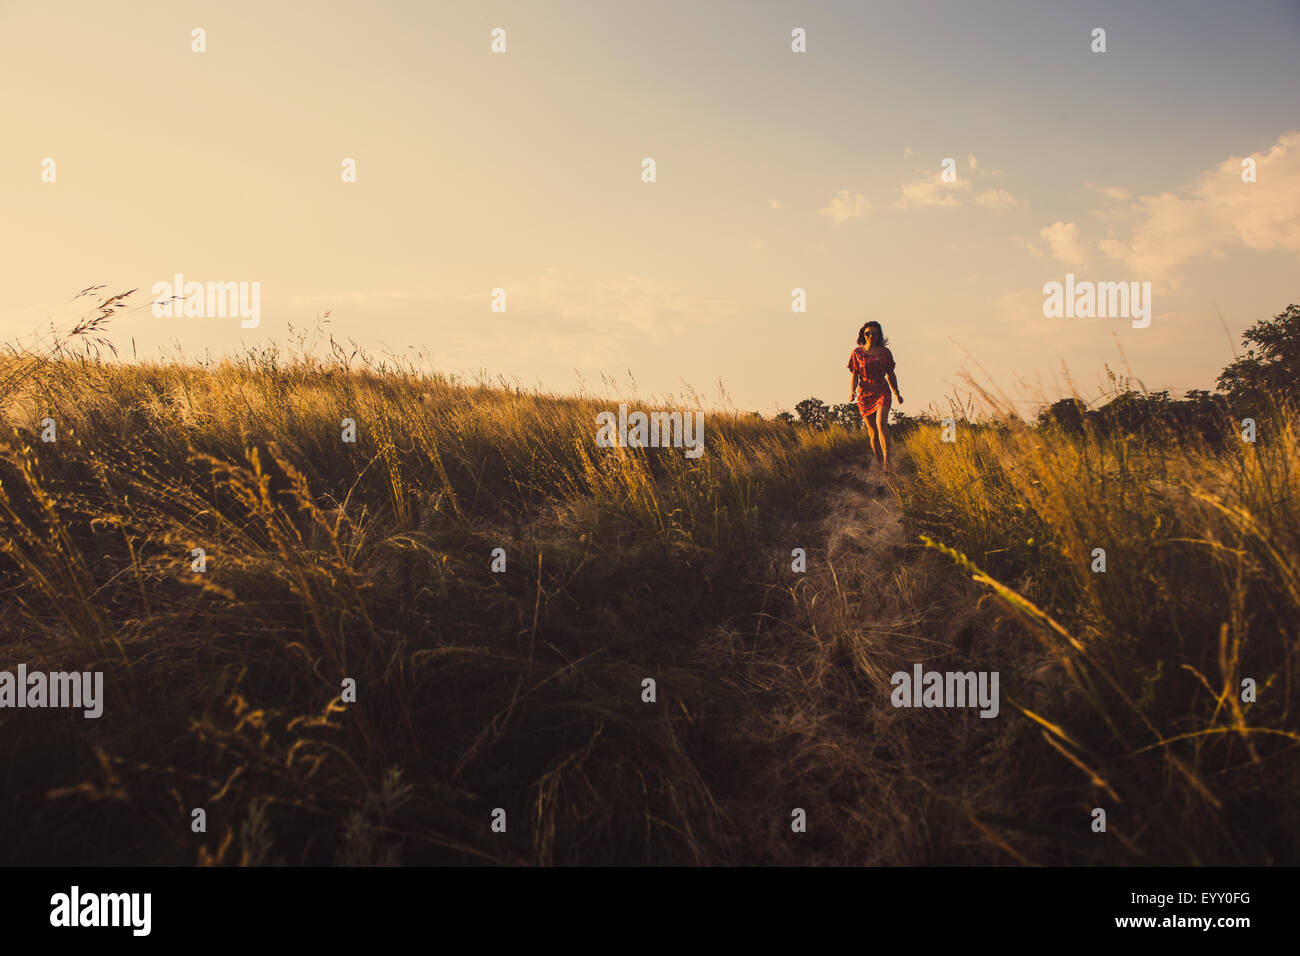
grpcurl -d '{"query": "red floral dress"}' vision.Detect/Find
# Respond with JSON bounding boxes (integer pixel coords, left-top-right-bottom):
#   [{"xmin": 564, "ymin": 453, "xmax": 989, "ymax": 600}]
[{"xmin": 848, "ymin": 346, "xmax": 895, "ymax": 418}]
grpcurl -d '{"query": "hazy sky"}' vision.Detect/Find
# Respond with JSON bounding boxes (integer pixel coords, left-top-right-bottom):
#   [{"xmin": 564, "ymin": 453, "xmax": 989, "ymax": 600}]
[{"xmin": 2, "ymin": 0, "xmax": 1298, "ymax": 416}]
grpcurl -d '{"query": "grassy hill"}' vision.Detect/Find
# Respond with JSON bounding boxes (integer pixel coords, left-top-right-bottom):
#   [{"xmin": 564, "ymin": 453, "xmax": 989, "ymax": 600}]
[{"xmin": 1, "ymin": 348, "xmax": 1296, "ymax": 865}]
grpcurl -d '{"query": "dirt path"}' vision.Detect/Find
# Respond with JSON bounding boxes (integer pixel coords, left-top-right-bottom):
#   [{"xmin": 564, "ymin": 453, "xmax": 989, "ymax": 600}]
[
  {"xmin": 819, "ymin": 460, "xmax": 907, "ymax": 567},
  {"xmin": 717, "ymin": 450, "xmax": 1016, "ymax": 864}
]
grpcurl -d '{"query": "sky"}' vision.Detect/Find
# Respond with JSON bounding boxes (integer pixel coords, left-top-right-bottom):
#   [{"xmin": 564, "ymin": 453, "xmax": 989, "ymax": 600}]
[{"xmin": 2, "ymin": 0, "xmax": 1298, "ymax": 417}]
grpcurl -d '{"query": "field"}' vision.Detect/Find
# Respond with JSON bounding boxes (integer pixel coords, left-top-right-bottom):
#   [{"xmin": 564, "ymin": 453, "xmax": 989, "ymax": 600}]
[{"xmin": 1, "ymin": 341, "xmax": 1296, "ymax": 865}]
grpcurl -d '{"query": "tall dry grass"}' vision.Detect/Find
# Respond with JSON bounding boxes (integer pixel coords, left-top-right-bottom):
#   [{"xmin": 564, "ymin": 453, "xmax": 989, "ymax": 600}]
[
  {"xmin": 0, "ymin": 344, "xmax": 862, "ymax": 865},
  {"xmin": 897, "ymin": 394, "xmax": 1300, "ymax": 864},
  {"xmin": 1, "ymin": 302, "xmax": 1295, "ymax": 864}
]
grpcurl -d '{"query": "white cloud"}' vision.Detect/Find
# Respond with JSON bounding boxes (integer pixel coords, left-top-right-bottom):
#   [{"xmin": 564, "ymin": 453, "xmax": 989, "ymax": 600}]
[
  {"xmin": 1012, "ymin": 236, "xmax": 1044, "ymax": 257},
  {"xmin": 1085, "ymin": 182, "xmax": 1131, "ymax": 201},
  {"xmin": 972, "ymin": 189, "xmax": 1024, "ymax": 211},
  {"xmin": 895, "ymin": 173, "xmax": 969, "ymax": 209},
  {"xmin": 1098, "ymin": 238, "xmax": 1128, "ymax": 261},
  {"xmin": 1088, "ymin": 130, "xmax": 1300, "ymax": 282},
  {"xmin": 819, "ymin": 189, "xmax": 872, "ymax": 223},
  {"xmin": 1039, "ymin": 221, "xmax": 1086, "ymax": 266},
  {"xmin": 896, "ymin": 162, "xmax": 1022, "ymax": 211}
]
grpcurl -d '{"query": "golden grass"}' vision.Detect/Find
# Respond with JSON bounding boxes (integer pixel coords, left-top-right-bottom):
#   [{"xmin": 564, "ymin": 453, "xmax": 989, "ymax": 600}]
[
  {"xmin": 0, "ymin": 350, "xmax": 861, "ymax": 864},
  {"xmin": 1, "ymin": 341, "xmax": 1295, "ymax": 865},
  {"xmin": 899, "ymin": 403, "xmax": 1300, "ymax": 864}
]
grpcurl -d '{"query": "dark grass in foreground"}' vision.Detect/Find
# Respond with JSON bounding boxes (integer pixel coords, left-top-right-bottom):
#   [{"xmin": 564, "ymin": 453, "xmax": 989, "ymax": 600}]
[
  {"xmin": 0, "ymin": 355, "xmax": 865, "ymax": 864},
  {"xmin": 0, "ymin": 351, "xmax": 1296, "ymax": 864}
]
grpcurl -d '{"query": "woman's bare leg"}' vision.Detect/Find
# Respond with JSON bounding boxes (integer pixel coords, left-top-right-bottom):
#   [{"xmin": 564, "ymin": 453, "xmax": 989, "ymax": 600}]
[
  {"xmin": 864, "ymin": 420, "xmax": 883, "ymax": 466},
  {"xmin": 875, "ymin": 406, "xmax": 891, "ymax": 474}
]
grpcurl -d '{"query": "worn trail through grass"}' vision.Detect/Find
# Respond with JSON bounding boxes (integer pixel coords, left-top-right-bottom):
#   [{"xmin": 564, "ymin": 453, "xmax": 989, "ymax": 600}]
[{"xmin": 708, "ymin": 452, "xmax": 1030, "ymax": 865}]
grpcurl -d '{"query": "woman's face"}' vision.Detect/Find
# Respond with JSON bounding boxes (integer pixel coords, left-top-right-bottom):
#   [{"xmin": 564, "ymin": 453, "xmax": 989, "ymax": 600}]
[{"xmin": 862, "ymin": 326, "xmax": 879, "ymax": 347}]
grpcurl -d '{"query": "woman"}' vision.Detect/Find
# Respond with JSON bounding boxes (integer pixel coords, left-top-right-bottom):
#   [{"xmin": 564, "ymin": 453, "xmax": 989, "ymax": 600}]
[{"xmin": 847, "ymin": 321, "xmax": 903, "ymax": 478}]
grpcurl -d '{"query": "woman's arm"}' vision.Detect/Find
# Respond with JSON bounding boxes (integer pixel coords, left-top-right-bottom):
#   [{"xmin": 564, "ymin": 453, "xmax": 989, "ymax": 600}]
[
  {"xmin": 886, "ymin": 369, "xmax": 902, "ymax": 403},
  {"xmin": 850, "ymin": 371, "xmax": 859, "ymax": 400}
]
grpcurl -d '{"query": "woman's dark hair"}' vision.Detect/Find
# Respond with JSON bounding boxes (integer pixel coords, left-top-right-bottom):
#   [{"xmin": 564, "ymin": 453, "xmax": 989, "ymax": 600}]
[{"xmin": 857, "ymin": 321, "xmax": 888, "ymax": 347}]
